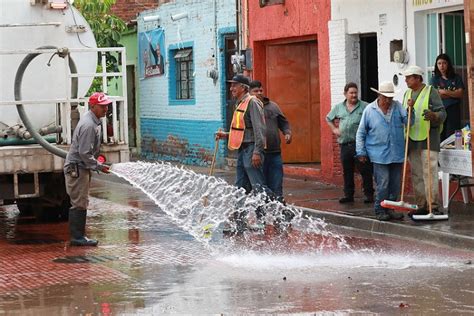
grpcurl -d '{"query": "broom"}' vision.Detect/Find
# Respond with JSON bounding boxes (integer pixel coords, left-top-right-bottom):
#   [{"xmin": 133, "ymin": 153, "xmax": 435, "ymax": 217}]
[
  {"xmin": 200, "ymin": 133, "xmax": 220, "ymax": 238},
  {"xmin": 381, "ymin": 105, "xmax": 418, "ymax": 211},
  {"xmin": 412, "ymin": 122, "xmax": 448, "ymax": 221}
]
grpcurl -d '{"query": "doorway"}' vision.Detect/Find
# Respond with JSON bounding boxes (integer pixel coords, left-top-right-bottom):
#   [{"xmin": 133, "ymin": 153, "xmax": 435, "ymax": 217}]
[
  {"xmin": 265, "ymin": 41, "xmax": 320, "ymax": 163},
  {"xmin": 360, "ymin": 34, "xmax": 379, "ymax": 103},
  {"xmin": 126, "ymin": 65, "xmax": 137, "ymax": 149},
  {"xmin": 223, "ymin": 33, "xmax": 238, "ymax": 159}
]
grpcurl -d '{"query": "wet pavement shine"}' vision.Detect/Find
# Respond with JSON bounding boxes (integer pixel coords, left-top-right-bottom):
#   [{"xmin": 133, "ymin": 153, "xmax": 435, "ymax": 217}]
[{"xmin": 0, "ymin": 166, "xmax": 473, "ymax": 314}]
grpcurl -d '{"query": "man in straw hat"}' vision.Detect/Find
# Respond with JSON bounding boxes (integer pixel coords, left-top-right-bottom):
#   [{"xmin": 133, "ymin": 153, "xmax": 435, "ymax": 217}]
[
  {"xmin": 356, "ymin": 81, "xmax": 413, "ymax": 221},
  {"xmin": 402, "ymin": 65, "xmax": 446, "ymax": 218}
]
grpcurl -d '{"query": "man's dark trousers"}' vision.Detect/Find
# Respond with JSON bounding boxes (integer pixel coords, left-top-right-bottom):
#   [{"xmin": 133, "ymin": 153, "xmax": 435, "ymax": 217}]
[{"xmin": 340, "ymin": 142, "xmax": 374, "ymax": 199}]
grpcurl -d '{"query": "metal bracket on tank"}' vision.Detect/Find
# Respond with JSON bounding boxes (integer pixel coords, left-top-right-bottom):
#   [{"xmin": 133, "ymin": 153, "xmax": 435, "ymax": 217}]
[{"xmin": 13, "ymin": 172, "xmax": 40, "ymax": 199}]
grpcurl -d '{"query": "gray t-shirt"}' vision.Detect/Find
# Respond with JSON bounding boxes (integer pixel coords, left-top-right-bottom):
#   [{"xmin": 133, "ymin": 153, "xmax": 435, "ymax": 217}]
[{"xmin": 64, "ymin": 110, "xmax": 102, "ymax": 170}]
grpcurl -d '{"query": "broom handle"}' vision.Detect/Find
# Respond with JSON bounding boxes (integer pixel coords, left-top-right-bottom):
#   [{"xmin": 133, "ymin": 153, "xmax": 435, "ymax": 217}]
[
  {"xmin": 427, "ymin": 122, "xmax": 432, "ymax": 214},
  {"xmin": 209, "ymin": 132, "xmax": 220, "ymax": 176},
  {"xmin": 400, "ymin": 106, "xmax": 412, "ymax": 201}
]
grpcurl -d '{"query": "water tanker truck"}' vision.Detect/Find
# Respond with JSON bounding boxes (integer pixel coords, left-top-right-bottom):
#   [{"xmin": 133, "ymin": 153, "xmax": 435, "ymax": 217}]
[{"xmin": 0, "ymin": 0, "xmax": 130, "ymax": 220}]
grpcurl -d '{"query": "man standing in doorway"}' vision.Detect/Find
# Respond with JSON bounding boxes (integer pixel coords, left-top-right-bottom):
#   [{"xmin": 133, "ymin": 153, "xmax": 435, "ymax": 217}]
[
  {"xmin": 64, "ymin": 92, "xmax": 111, "ymax": 246},
  {"xmin": 215, "ymin": 75, "xmax": 269, "ymax": 232},
  {"xmin": 327, "ymin": 82, "xmax": 374, "ymax": 204},
  {"xmin": 402, "ymin": 65, "xmax": 446, "ymax": 217},
  {"xmin": 249, "ymin": 80, "xmax": 292, "ymax": 202}
]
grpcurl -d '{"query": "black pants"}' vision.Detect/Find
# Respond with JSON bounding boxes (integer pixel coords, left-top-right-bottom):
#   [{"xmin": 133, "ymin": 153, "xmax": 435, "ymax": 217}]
[
  {"xmin": 340, "ymin": 142, "xmax": 374, "ymax": 198},
  {"xmin": 440, "ymin": 104, "xmax": 461, "ymax": 141}
]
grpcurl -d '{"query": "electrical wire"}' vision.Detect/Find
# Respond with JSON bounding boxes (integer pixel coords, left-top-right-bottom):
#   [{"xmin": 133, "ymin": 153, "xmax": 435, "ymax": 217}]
[{"xmin": 67, "ymin": 1, "xmax": 92, "ymax": 48}]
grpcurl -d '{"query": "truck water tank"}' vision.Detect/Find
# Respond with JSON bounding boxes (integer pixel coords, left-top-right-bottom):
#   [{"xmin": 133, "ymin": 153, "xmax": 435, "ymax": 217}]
[{"xmin": 0, "ymin": 0, "xmax": 97, "ymax": 133}]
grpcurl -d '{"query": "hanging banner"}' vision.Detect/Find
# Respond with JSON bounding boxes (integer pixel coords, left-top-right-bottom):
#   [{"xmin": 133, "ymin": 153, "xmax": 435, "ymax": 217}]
[{"xmin": 139, "ymin": 28, "xmax": 166, "ymax": 78}]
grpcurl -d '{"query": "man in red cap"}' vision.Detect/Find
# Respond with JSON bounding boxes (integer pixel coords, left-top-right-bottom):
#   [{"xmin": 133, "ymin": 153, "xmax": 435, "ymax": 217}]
[{"xmin": 64, "ymin": 92, "xmax": 111, "ymax": 246}]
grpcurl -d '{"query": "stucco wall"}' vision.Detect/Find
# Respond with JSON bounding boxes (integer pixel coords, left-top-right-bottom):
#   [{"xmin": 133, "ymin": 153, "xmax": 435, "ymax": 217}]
[
  {"xmin": 246, "ymin": 0, "xmax": 336, "ymax": 182},
  {"xmin": 329, "ymin": 0, "xmax": 464, "ymax": 102}
]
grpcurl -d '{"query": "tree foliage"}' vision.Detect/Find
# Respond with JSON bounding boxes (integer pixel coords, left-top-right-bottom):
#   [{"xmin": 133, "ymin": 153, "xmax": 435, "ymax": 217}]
[
  {"xmin": 73, "ymin": 0, "xmax": 127, "ymax": 93},
  {"xmin": 73, "ymin": 0, "xmax": 126, "ymax": 48}
]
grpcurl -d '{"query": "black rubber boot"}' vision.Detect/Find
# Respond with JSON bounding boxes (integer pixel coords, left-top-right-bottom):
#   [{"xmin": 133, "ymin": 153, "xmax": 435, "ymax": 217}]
[{"xmin": 69, "ymin": 208, "xmax": 98, "ymax": 247}]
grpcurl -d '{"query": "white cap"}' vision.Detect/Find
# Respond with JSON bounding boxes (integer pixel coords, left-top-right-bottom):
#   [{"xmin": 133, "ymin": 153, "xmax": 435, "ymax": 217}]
[
  {"xmin": 370, "ymin": 81, "xmax": 395, "ymax": 98},
  {"xmin": 402, "ymin": 65, "xmax": 424, "ymax": 77}
]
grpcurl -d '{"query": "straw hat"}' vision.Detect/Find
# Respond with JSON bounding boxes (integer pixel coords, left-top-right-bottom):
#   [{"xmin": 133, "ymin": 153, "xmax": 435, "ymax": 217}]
[{"xmin": 370, "ymin": 81, "xmax": 395, "ymax": 98}]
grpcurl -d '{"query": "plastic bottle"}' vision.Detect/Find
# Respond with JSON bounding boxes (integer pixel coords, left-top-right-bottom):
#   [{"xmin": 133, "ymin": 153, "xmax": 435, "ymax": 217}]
[{"xmin": 455, "ymin": 130, "xmax": 463, "ymax": 149}]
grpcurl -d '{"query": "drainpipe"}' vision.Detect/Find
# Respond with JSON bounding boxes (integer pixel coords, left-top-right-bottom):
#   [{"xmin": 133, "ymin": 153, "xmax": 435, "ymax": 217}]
[
  {"xmin": 403, "ymin": 0, "xmax": 409, "ymax": 62},
  {"xmin": 235, "ymin": 0, "xmax": 241, "ymax": 53}
]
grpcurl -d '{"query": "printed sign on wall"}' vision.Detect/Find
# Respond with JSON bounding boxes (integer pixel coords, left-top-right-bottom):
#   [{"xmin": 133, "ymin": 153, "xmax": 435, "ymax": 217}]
[{"xmin": 139, "ymin": 28, "xmax": 165, "ymax": 78}]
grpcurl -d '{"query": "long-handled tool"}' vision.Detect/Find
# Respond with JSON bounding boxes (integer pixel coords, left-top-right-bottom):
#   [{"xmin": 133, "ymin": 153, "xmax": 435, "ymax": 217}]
[
  {"xmin": 412, "ymin": 122, "xmax": 448, "ymax": 221},
  {"xmin": 381, "ymin": 106, "xmax": 418, "ymax": 211},
  {"xmin": 201, "ymin": 134, "xmax": 220, "ymax": 238}
]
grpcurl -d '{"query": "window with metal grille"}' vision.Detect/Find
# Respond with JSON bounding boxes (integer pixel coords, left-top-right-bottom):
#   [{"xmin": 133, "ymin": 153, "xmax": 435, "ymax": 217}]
[{"xmin": 174, "ymin": 48, "xmax": 194, "ymax": 100}]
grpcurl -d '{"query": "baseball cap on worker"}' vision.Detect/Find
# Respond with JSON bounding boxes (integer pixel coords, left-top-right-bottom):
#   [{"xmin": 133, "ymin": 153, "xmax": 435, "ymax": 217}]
[
  {"xmin": 227, "ymin": 74, "xmax": 250, "ymax": 87},
  {"xmin": 89, "ymin": 92, "xmax": 112, "ymax": 105},
  {"xmin": 370, "ymin": 81, "xmax": 396, "ymax": 98},
  {"xmin": 402, "ymin": 65, "xmax": 424, "ymax": 77}
]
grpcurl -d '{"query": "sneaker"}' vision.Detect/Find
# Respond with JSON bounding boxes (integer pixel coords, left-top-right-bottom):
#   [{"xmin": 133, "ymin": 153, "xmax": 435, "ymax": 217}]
[
  {"xmin": 387, "ymin": 209, "xmax": 404, "ymax": 220},
  {"xmin": 432, "ymin": 209, "xmax": 444, "ymax": 216},
  {"xmin": 364, "ymin": 196, "xmax": 374, "ymax": 204},
  {"xmin": 376, "ymin": 212, "xmax": 391, "ymax": 221},
  {"xmin": 339, "ymin": 197, "xmax": 354, "ymax": 203}
]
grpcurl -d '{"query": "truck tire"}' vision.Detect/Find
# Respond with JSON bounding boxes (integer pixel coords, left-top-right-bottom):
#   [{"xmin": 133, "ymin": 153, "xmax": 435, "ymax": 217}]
[{"xmin": 16, "ymin": 199, "xmax": 34, "ymax": 217}]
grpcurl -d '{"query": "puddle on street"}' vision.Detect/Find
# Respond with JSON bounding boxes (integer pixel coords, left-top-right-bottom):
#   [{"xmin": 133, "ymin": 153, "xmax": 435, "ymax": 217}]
[{"xmin": 0, "ymin": 161, "xmax": 473, "ymax": 314}]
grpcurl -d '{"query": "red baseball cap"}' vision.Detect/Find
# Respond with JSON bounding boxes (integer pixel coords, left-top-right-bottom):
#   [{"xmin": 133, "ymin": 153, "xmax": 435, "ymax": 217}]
[{"xmin": 89, "ymin": 92, "xmax": 112, "ymax": 105}]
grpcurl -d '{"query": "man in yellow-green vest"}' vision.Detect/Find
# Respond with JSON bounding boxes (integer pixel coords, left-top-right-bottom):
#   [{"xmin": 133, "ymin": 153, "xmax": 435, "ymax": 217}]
[{"xmin": 402, "ymin": 65, "xmax": 446, "ymax": 218}]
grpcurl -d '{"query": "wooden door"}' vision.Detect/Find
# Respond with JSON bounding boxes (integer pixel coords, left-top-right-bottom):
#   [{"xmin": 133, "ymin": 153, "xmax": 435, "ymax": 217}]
[{"xmin": 266, "ymin": 41, "xmax": 320, "ymax": 162}]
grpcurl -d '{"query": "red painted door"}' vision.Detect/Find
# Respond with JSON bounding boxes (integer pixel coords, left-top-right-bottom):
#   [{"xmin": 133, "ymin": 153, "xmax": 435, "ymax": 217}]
[{"xmin": 266, "ymin": 41, "xmax": 320, "ymax": 163}]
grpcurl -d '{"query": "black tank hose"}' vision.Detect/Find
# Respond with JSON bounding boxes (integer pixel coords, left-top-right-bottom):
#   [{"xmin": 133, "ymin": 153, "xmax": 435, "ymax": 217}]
[{"xmin": 14, "ymin": 46, "xmax": 78, "ymax": 159}]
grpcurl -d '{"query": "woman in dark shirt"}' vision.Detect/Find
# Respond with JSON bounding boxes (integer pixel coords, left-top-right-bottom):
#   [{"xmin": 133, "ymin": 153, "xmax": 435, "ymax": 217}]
[{"xmin": 429, "ymin": 53, "xmax": 465, "ymax": 141}]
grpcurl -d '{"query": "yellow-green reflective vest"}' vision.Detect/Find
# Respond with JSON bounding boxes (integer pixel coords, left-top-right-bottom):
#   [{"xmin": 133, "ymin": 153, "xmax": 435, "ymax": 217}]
[{"xmin": 403, "ymin": 85, "xmax": 441, "ymax": 141}]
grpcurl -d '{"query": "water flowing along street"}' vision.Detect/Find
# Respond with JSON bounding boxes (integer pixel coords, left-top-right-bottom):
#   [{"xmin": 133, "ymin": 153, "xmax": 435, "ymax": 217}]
[{"xmin": 0, "ymin": 162, "xmax": 473, "ymax": 314}]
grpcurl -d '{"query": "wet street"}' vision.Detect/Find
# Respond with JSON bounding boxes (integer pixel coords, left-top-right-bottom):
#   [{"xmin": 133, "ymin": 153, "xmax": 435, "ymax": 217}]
[{"xmin": 1, "ymin": 167, "xmax": 473, "ymax": 314}]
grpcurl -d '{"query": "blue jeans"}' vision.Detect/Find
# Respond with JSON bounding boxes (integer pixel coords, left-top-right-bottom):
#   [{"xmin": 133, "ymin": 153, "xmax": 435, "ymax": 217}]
[
  {"xmin": 235, "ymin": 143, "xmax": 271, "ymax": 195},
  {"xmin": 263, "ymin": 152, "xmax": 284, "ymax": 198},
  {"xmin": 373, "ymin": 163, "xmax": 403, "ymax": 214}
]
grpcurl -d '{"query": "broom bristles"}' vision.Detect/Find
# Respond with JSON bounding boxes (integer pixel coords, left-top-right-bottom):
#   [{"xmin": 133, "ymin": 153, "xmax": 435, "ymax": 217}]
[{"xmin": 381, "ymin": 200, "xmax": 418, "ymax": 212}]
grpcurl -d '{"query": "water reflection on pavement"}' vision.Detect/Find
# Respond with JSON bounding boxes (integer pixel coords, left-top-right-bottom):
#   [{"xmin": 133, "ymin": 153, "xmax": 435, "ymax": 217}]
[{"xmin": 0, "ymin": 177, "xmax": 473, "ymax": 315}]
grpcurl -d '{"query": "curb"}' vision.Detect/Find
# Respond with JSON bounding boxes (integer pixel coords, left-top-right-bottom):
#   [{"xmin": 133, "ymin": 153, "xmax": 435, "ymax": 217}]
[{"xmin": 300, "ymin": 207, "xmax": 474, "ymax": 251}]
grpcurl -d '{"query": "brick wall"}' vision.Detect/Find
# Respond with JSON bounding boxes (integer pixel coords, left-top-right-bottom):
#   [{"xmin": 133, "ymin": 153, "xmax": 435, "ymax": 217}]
[{"xmin": 112, "ymin": 0, "xmax": 171, "ymax": 22}]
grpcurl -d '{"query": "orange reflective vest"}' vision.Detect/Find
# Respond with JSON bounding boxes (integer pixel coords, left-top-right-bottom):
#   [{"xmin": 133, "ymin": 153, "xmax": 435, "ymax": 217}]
[{"xmin": 228, "ymin": 95, "xmax": 255, "ymax": 150}]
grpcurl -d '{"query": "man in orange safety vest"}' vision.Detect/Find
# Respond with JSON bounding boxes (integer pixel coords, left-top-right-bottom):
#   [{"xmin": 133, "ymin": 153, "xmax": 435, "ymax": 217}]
[{"xmin": 215, "ymin": 74, "xmax": 271, "ymax": 233}]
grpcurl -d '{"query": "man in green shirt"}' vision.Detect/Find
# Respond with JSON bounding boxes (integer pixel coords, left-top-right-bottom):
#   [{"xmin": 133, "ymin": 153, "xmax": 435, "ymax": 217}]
[{"xmin": 327, "ymin": 82, "xmax": 374, "ymax": 204}]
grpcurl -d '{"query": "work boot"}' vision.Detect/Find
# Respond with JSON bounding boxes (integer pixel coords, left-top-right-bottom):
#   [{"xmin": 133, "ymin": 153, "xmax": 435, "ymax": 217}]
[
  {"xmin": 364, "ymin": 195, "xmax": 374, "ymax": 204},
  {"xmin": 339, "ymin": 196, "xmax": 354, "ymax": 203},
  {"xmin": 386, "ymin": 209, "xmax": 404, "ymax": 220},
  {"xmin": 69, "ymin": 208, "xmax": 98, "ymax": 247},
  {"xmin": 375, "ymin": 212, "xmax": 391, "ymax": 221},
  {"xmin": 408, "ymin": 207, "xmax": 428, "ymax": 218}
]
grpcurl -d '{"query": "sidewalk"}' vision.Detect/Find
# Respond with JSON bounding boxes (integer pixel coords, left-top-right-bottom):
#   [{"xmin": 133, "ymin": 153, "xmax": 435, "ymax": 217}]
[{"xmin": 185, "ymin": 164, "xmax": 474, "ymax": 251}]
